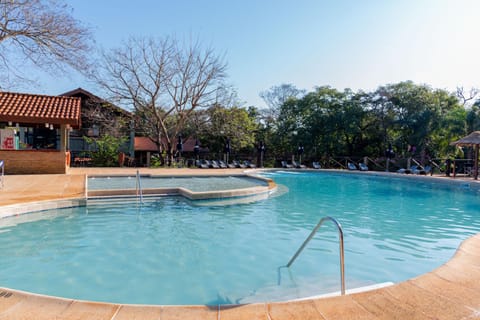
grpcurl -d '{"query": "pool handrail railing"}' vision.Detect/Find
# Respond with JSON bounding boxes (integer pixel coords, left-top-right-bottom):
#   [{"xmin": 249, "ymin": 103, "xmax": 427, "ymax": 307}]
[
  {"xmin": 0, "ymin": 160, "xmax": 4, "ymax": 189},
  {"xmin": 286, "ymin": 216, "xmax": 345, "ymax": 295},
  {"xmin": 136, "ymin": 170, "xmax": 143, "ymax": 203}
]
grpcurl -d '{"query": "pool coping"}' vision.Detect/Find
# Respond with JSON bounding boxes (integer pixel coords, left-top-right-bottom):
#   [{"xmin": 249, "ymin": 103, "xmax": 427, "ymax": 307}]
[
  {"xmin": 86, "ymin": 173, "xmax": 277, "ymax": 201},
  {"xmin": 0, "ymin": 168, "xmax": 479, "ymax": 319}
]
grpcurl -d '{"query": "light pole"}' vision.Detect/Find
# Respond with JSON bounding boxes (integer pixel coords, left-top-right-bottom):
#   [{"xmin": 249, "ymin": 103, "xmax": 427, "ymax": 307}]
[{"xmin": 298, "ymin": 144, "xmax": 304, "ymax": 165}]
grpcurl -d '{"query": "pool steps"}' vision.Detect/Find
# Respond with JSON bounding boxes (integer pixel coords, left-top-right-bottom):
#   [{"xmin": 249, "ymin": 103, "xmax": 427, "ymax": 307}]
[{"xmin": 87, "ymin": 174, "xmax": 277, "ymax": 202}]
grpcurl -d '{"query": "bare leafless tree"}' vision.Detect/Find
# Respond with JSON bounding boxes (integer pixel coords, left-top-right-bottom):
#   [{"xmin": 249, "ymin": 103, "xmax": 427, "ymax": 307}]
[
  {"xmin": 81, "ymin": 97, "xmax": 131, "ymax": 138},
  {"xmin": 259, "ymin": 83, "xmax": 306, "ymax": 128},
  {"xmin": 94, "ymin": 36, "xmax": 227, "ymax": 165},
  {"xmin": 456, "ymin": 86, "xmax": 479, "ymax": 107},
  {"xmin": 0, "ymin": 0, "xmax": 92, "ymax": 88}
]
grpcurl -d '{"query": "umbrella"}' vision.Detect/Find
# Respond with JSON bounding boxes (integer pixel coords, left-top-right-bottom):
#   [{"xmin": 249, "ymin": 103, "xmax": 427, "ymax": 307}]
[
  {"xmin": 177, "ymin": 135, "xmax": 183, "ymax": 153},
  {"xmin": 257, "ymin": 141, "xmax": 266, "ymax": 167},
  {"xmin": 450, "ymin": 131, "xmax": 480, "ymax": 180},
  {"xmin": 193, "ymin": 140, "xmax": 200, "ymax": 159},
  {"xmin": 224, "ymin": 139, "xmax": 231, "ymax": 163},
  {"xmin": 297, "ymin": 144, "xmax": 304, "ymax": 155}
]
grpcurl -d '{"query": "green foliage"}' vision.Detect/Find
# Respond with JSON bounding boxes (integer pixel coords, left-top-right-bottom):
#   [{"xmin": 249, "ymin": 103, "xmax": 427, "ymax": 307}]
[
  {"xmin": 84, "ymin": 135, "xmax": 127, "ymax": 167},
  {"xmin": 150, "ymin": 154, "xmax": 163, "ymax": 168},
  {"xmin": 197, "ymin": 104, "xmax": 258, "ymax": 154},
  {"xmin": 267, "ymin": 81, "xmax": 468, "ymax": 162}
]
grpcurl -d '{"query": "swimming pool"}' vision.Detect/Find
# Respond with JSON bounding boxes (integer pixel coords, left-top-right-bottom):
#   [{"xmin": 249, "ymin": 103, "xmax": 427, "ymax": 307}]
[{"xmin": 0, "ymin": 171, "xmax": 479, "ymax": 305}]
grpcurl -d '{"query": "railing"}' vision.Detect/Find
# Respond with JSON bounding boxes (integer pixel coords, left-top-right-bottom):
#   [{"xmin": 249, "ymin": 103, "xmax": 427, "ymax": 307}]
[
  {"xmin": 365, "ymin": 157, "xmax": 386, "ymax": 171},
  {"xmin": 286, "ymin": 216, "xmax": 345, "ymax": 295},
  {"xmin": 329, "ymin": 158, "xmax": 346, "ymax": 169},
  {"xmin": 0, "ymin": 160, "xmax": 3, "ymax": 189},
  {"xmin": 136, "ymin": 170, "xmax": 143, "ymax": 203}
]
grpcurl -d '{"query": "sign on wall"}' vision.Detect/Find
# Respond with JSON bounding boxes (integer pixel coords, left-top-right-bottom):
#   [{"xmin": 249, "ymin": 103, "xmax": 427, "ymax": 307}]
[{"xmin": 0, "ymin": 129, "xmax": 16, "ymax": 150}]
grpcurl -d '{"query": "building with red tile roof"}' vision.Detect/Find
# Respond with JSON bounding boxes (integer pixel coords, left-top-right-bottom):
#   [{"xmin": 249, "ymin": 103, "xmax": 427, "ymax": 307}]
[
  {"xmin": 0, "ymin": 91, "xmax": 81, "ymax": 127},
  {"xmin": 134, "ymin": 137, "xmax": 159, "ymax": 152},
  {"xmin": 0, "ymin": 91, "xmax": 83, "ymax": 174}
]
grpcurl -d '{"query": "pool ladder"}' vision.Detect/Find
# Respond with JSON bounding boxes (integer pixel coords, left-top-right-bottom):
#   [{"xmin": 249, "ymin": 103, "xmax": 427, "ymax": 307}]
[
  {"xmin": 136, "ymin": 170, "xmax": 143, "ymax": 203},
  {"xmin": 286, "ymin": 216, "xmax": 345, "ymax": 295},
  {"xmin": 0, "ymin": 160, "xmax": 3, "ymax": 189}
]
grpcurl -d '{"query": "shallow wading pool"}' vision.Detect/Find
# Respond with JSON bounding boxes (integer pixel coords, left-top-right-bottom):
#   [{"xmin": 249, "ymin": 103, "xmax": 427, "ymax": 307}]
[
  {"xmin": 87, "ymin": 175, "xmax": 269, "ymax": 192},
  {"xmin": 0, "ymin": 171, "xmax": 479, "ymax": 305}
]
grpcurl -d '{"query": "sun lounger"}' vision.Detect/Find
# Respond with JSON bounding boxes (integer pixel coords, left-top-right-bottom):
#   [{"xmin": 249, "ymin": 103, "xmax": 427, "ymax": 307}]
[
  {"xmin": 312, "ymin": 161, "xmax": 321, "ymax": 169},
  {"xmin": 196, "ymin": 160, "xmax": 209, "ymax": 169},
  {"xmin": 412, "ymin": 165, "xmax": 432, "ymax": 175},
  {"xmin": 358, "ymin": 163, "xmax": 369, "ymax": 171},
  {"xmin": 244, "ymin": 161, "xmax": 256, "ymax": 168},
  {"xmin": 281, "ymin": 161, "xmax": 293, "ymax": 168},
  {"xmin": 210, "ymin": 160, "xmax": 220, "ymax": 168},
  {"xmin": 218, "ymin": 160, "xmax": 228, "ymax": 168},
  {"xmin": 347, "ymin": 162, "xmax": 357, "ymax": 170},
  {"xmin": 292, "ymin": 160, "xmax": 306, "ymax": 169},
  {"xmin": 233, "ymin": 160, "xmax": 246, "ymax": 168}
]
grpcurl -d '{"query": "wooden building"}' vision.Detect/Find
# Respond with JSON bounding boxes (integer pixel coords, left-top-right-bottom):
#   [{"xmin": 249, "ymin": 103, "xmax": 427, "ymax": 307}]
[{"xmin": 0, "ymin": 91, "xmax": 81, "ymax": 174}]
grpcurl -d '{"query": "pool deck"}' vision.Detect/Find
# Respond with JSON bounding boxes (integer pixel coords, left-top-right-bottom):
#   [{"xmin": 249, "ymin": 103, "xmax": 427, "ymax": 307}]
[{"xmin": 0, "ymin": 168, "xmax": 480, "ymax": 319}]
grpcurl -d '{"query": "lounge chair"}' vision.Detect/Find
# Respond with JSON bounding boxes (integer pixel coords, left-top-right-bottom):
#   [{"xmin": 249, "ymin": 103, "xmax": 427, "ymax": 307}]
[
  {"xmin": 232, "ymin": 160, "xmax": 246, "ymax": 168},
  {"xmin": 210, "ymin": 160, "xmax": 220, "ymax": 168},
  {"xmin": 196, "ymin": 160, "xmax": 209, "ymax": 169},
  {"xmin": 347, "ymin": 162, "xmax": 357, "ymax": 170},
  {"xmin": 398, "ymin": 165, "xmax": 419, "ymax": 174},
  {"xmin": 244, "ymin": 161, "xmax": 256, "ymax": 168},
  {"xmin": 358, "ymin": 163, "xmax": 369, "ymax": 171},
  {"xmin": 281, "ymin": 161, "xmax": 293, "ymax": 168},
  {"xmin": 292, "ymin": 160, "xmax": 306, "ymax": 169},
  {"xmin": 413, "ymin": 165, "xmax": 432, "ymax": 175},
  {"xmin": 312, "ymin": 161, "xmax": 321, "ymax": 169},
  {"xmin": 218, "ymin": 160, "xmax": 228, "ymax": 168}
]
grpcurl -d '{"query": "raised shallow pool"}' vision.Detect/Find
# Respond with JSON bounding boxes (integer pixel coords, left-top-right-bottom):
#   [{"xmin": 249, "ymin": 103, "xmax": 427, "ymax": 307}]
[
  {"xmin": 87, "ymin": 175, "xmax": 268, "ymax": 192},
  {"xmin": 0, "ymin": 171, "xmax": 479, "ymax": 305}
]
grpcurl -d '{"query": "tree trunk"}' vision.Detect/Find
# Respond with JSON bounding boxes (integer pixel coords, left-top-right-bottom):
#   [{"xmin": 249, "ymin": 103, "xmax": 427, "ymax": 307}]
[{"xmin": 166, "ymin": 142, "xmax": 173, "ymax": 166}]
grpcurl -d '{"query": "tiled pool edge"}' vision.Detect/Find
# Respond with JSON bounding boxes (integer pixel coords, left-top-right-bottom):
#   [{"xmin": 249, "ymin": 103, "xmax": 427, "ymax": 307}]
[
  {"xmin": 87, "ymin": 173, "xmax": 277, "ymax": 201},
  {"xmin": 0, "ymin": 198, "xmax": 86, "ymax": 219}
]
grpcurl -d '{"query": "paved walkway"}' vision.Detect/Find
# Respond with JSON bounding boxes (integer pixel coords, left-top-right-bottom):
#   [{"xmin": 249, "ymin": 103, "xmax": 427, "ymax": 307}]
[{"xmin": 0, "ymin": 168, "xmax": 479, "ymax": 319}]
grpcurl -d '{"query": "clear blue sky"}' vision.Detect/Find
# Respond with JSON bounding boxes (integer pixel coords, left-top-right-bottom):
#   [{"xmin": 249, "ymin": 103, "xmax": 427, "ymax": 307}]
[{"xmin": 26, "ymin": 0, "xmax": 480, "ymax": 108}]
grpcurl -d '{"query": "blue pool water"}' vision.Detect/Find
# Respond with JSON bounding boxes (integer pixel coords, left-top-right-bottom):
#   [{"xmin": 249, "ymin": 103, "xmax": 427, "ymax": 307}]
[
  {"xmin": 87, "ymin": 175, "xmax": 268, "ymax": 192},
  {"xmin": 0, "ymin": 171, "xmax": 479, "ymax": 305}
]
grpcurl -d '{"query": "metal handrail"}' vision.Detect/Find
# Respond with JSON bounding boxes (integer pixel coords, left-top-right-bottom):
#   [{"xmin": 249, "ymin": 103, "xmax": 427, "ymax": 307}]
[
  {"xmin": 0, "ymin": 160, "xmax": 3, "ymax": 189},
  {"xmin": 136, "ymin": 170, "xmax": 143, "ymax": 203},
  {"xmin": 286, "ymin": 216, "xmax": 345, "ymax": 295}
]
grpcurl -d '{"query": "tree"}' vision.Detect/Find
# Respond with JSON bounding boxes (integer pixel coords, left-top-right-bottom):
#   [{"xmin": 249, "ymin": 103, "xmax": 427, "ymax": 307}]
[
  {"xmin": 84, "ymin": 135, "xmax": 127, "ymax": 167},
  {"xmin": 259, "ymin": 83, "xmax": 305, "ymax": 128},
  {"xmin": 456, "ymin": 86, "xmax": 479, "ymax": 107},
  {"xmin": 0, "ymin": 0, "xmax": 92, "ymax": 87},
  {"xmin": 197, "ymin": 104, "xmax": 257, "ymax": 156},
  {"xmin": 95, "ymin": 36, "xmax": 227, "ymax": 165}
]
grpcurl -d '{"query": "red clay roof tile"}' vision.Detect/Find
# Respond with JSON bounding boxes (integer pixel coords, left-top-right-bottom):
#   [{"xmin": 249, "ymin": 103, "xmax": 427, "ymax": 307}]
[
  {"xmin": 134, "ymin": 137, "xmax": 159, "ymax": 152},
  {"xmin": 134, "ymin": 137, "xmax": 198, "ymax": 152},
  {"xmin": 0, "ymin": 91, "xmax": 81, "ymax": 127}
]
